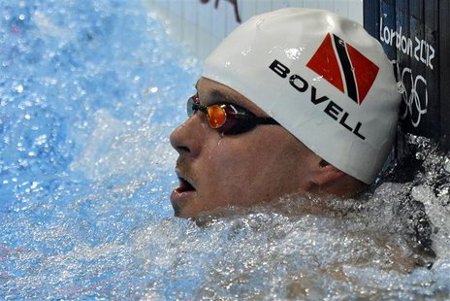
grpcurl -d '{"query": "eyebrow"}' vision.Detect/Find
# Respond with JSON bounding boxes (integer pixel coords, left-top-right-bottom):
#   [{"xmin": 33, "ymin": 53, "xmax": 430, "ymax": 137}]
[
  {"xmin": 195, "ymin": 81, "xmax": 246, "ymax": 108},
  {"xmin": 199, "ymin": 88, "xmax": 238, "ymax": 106},
  {"xmin": 195, "ymin": 78, "xmax": 234, "ymax": 99},
  {"xmin": 209, "ymin": 90, "xmax": 232, "ymax": 102}
]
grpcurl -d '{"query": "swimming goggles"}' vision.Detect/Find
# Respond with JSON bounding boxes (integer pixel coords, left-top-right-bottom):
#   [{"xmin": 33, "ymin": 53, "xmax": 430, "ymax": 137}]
[{"xmin": 187, "ymin": 93, "xmax": 280, "ymax": 135}]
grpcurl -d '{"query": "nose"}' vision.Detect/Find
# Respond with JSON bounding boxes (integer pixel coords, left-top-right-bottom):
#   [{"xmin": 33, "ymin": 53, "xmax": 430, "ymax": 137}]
[{"xmin": 170, "ymin": 114, "xmax": 204, "ymax": 157}]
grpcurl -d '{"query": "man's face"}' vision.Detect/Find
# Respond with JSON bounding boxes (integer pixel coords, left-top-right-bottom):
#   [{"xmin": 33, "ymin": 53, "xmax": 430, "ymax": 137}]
[{"xmin": 170, "ymin": 77, "xmax": 320, "ymax": 218}]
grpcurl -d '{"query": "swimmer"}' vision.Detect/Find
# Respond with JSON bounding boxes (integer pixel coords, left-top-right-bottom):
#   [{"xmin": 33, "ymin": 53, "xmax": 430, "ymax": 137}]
[{"xmin": 170, "ymin": 8, "xmax": 401, "ymax": 219}]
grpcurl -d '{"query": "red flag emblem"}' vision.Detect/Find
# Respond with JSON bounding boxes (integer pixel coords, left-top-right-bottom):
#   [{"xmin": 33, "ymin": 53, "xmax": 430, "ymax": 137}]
[{"xmin": 306, "ymin": 33, "xmax": 379, "ymax": 105}]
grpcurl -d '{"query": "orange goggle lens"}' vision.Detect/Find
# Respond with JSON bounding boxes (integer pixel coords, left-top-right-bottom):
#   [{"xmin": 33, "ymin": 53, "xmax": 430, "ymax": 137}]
[{"xmin": 207, "ymin": 105, "xmax": 227, "ymax": 128}]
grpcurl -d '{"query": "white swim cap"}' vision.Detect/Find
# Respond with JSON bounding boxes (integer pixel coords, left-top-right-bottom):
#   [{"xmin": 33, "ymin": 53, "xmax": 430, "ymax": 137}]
[{"xmin": 202, "ymin": 8, "xmax": 401, "ymax": 184}]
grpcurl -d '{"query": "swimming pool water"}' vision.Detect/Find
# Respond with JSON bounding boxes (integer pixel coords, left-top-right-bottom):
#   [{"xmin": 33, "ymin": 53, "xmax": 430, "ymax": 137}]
[{"xmin": 1, "ymin": 0, "xmax": 450, "ymax": 300}]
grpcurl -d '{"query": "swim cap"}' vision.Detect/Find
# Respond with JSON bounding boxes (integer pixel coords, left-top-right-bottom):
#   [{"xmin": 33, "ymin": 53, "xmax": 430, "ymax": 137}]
[{"xmin": 202, "ymin": 8, "xmax": 401, "ymax": 184}]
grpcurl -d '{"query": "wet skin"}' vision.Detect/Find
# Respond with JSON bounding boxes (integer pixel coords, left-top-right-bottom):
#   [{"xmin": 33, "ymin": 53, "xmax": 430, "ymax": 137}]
[{"xmin": 170, "ymin": 77, "xmax": 326, "ymax": 218}]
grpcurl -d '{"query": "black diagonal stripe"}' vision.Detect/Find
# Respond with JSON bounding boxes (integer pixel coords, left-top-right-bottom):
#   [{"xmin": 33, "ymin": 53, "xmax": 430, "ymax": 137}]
[{"xmin": 332, "ymin": 34, "xmax": 358, "ymax": 104}]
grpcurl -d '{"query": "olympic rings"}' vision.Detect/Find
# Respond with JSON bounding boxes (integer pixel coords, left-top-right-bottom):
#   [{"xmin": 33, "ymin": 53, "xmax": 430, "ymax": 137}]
[{"xmin": 400, "ymin": 67, "xmax": 428, "ymax": 128}]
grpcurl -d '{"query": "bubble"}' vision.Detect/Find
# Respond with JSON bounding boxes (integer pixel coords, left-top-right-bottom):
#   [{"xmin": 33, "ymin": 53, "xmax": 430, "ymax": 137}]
[
  {"xmin": 444, "ymin": 158, "xmax": 450, "ymax": 173},
  {"xmin": 312, "ymin": 75, "xmax": 324, "ymax": 82},
  {"xmin": 285, "ymin": 48, "xmax": 303, "ymax": 60},
  {"xmin": 240, "ymin": 47, "xmax": 252, "ymax": 56},
  {"xmin": 15, "ymin": 84, "xmax": 24, "ymax": 93},
  {"xmin": 34, "ymin": 134, "xmax": 48, "ymax": 145}
]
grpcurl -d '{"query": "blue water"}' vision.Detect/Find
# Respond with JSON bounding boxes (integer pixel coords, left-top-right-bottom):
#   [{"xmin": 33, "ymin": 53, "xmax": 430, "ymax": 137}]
[
  {"xmin": 1, "ymin": 0, "xmax": 199, "ymax": 298},
  {"xmin": 1, "ymin": 1, "xmax": 450, "ymax": 300}
]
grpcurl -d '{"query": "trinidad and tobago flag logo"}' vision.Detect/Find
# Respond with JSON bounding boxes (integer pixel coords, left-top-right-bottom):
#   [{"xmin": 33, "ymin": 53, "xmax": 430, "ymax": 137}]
[{"xmin": 306, "ymin": 33, "xmax": 379, "ymax": 106}]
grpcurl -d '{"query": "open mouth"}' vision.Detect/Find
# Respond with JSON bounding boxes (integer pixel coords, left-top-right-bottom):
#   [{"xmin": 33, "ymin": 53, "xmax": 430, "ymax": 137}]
[
  {"xmin": 170, "ymin": 171, "xmax": 197, "ymax": 216},
  {"xmin": 175, "ymin": 176, "xmax": 196, "ymax": 193}
]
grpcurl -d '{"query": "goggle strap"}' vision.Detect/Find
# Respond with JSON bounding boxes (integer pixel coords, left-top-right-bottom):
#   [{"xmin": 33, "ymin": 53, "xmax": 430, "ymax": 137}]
[{"xmin": 253, "ymin": 117, "xmax": 280, "ymax": 125}]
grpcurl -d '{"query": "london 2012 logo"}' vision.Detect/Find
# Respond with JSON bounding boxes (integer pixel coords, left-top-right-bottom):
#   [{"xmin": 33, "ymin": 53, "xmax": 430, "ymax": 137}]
[
  {"xmin": 306, "ymin": 33, "xmax": 379, "ymax": 106},
  {"xmin": 379, "ymin": 17, "xmax": 434, "ymax": 128}
]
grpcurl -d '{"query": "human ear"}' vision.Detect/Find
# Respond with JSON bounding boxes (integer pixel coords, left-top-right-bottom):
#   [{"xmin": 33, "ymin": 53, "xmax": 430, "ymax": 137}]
[{"xmin": 311, "ymin": 160, "xmax": 346, "ymax": 187}]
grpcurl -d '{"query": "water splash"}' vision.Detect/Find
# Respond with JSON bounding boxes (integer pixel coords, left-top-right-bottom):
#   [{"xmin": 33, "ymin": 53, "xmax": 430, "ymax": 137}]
[{"xmin": 1, "ymin": 0, "xmax": 449, "ymax": 300}]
